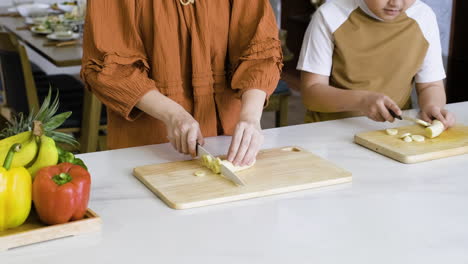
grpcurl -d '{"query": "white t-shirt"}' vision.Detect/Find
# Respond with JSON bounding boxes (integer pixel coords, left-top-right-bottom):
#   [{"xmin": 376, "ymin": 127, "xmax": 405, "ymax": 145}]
[{"xmin": 297, "ymin": 0, "xmax": 446, "ymax": 83}]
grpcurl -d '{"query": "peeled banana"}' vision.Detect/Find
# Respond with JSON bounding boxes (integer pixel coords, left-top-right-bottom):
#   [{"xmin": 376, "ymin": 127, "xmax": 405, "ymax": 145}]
[
  {"xmin": 425, "ymin": 120, "xmax": 445, "ymax": 138},
  {"xmin": 27, "ymin": 135, "xmax": 58, "ymax": 179},
  {"xmin": 200, "ymin": 155, "xmax": 255, "ymax": 174}
]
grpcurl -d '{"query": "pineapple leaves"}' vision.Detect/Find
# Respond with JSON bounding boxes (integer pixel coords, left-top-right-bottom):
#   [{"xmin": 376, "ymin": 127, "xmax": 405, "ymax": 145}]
[
  {"xmin": 35, "ymin": 88, "xmax": 60, "ymax": 122},
  {"xmin": 47, "ymin": 130, "xmax": 79, "ymax": 148},
  {"xmin": 0, "ymin": 87, "xmax": 80, "ymax": 148},
  {"xmin": 42, "ymin": 111, "xmax": 72, "ymax": 131}
]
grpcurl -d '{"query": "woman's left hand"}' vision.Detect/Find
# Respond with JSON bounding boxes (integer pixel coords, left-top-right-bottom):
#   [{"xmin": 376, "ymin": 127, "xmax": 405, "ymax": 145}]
[{"xmin": 227, "ymin": 118, "xmax": 264, "ymax": 166}]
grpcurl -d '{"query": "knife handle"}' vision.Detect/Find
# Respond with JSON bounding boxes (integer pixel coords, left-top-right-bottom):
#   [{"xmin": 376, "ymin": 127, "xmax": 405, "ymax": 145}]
[{"xmin": 388, "ymin": 109, "xmax": 402, "ymax": 120}]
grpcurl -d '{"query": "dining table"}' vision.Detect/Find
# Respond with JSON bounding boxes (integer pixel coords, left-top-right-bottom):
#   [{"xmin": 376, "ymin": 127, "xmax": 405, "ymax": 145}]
[
  {"xmin": 0, "ymin": 7, "xmax": 103, "ymax": 153},
  {"xmin": 0, "ymin": 8, "xmax": 82, "ymax": 67},
  {"xmin": 1, "ymin": 101, "xmax": 467, "ymax": 263}
]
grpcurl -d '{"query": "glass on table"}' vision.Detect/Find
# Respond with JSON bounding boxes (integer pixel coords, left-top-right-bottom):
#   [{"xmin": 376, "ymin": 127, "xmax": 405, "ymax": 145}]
[{"xmin": 52, "ymin": 23, "xmax": 74, "ymax": 38}]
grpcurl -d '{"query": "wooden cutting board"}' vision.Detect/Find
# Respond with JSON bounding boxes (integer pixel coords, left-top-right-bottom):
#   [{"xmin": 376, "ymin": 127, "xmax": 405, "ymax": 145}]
[
  {"xmin": 133, "ymin": 146, "xmax": 352, "ymax": 209},
  {"xmin": 0, "ymin": 209, "xmax": 101, "ymax": 251},
  {"xmin": 354, "ymin": 124, "xmax": 468, "ymax": 163}
]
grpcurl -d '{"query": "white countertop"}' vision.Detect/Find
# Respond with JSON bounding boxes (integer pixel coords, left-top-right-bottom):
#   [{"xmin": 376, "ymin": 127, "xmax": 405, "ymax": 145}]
[{"xmin": 2, "ymin": 102, "xmax": 468, "ymax": 263}]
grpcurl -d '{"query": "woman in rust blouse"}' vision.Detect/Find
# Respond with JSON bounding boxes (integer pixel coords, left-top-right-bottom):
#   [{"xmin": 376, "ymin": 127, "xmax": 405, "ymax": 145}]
[{"xmin": 81, "ymin": 0, "xmax": 282, "ymax": 166}]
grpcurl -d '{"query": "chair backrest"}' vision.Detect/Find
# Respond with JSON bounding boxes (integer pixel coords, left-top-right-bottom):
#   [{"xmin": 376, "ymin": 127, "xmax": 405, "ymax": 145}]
[{"xmin": 0, "ymin": 31, "xmax": 41, "ymax": 115}]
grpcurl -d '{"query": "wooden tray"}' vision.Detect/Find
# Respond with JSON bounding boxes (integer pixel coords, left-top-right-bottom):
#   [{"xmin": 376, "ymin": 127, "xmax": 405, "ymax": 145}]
[
  {"xmin": 0, "ymin": 208, "xmax": 101, "ymax": 251},
  {"xmin": 355, "ymin": 124, "xmax": 468, "ymax": 163},
  {"xmin": 134, "ymin": 146, "xmax": 352, "ymax": 209}
]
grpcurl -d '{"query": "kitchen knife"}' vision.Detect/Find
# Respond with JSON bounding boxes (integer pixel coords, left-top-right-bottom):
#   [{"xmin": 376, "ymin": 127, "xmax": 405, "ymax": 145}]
[
  {"xmin": 196, "ymin": 143, "xmax": 246, "ymax": 186},
  {"xmin": 388, "ymin": 109, "xmax": 430, "ymax": 127}
]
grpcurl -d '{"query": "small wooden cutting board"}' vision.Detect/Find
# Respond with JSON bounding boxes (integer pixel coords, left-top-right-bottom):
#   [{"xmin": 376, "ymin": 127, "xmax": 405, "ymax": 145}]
[
  {"xmin": 354, "ymin": 124, "xmax": 468, "ymax": 163},
  {"xmin": 133, "ymin": 146, "xmax": 352, "ymax": 209}
]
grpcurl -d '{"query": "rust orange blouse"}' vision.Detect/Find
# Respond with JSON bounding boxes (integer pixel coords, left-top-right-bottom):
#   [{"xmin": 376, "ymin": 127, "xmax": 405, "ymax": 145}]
[{"xmin": 80, "ymin": 0, "xmax": 282, "ymax": 150}]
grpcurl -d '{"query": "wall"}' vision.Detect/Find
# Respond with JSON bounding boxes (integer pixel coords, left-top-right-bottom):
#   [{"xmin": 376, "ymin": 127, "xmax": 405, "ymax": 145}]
[{"xmin": 421, "ymin": 0, "xmax": 453, "ymax": 60}]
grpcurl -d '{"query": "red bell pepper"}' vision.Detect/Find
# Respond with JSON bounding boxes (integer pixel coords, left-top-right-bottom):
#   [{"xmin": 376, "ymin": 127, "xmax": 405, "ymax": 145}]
[{"xmin": 32, "ymin": 162, "xmax": 91, "ymax": 225}]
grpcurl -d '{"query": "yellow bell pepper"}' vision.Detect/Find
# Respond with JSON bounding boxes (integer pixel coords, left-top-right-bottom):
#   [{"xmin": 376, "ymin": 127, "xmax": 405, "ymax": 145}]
[{"xmin": 0, "ymin": 143, "xmax": 32, "ymax": 231}]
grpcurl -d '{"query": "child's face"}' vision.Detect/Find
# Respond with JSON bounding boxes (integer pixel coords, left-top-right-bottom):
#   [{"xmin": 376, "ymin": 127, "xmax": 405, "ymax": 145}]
[{"xmin": 364, "ymin": 0, "xmax": 416, "ymax": 21}]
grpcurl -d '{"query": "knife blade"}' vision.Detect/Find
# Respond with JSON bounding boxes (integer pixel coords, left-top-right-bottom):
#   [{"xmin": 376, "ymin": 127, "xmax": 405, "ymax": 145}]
[
  {"xmin": 196, "ymin": 144, "xmax": 245, "ymax": 186},
  {"xmin": 388, "ymin": 109, "xmax": 430, "ymax": 127}
]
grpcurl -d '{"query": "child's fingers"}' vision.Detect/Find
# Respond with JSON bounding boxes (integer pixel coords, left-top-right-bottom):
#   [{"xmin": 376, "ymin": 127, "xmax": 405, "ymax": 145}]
[
  {"xmin": 441, "ymin": 110, "xmax": 456, "ymax": 128},
  {"xmin": 384, "ymin": 99, "xmax": 402, "ymax": 116},
  {"xmin": 377, "ymin": 103, "xmax": 394, "ymax": 122},
  {"xmin": 420, "ymin": 111, "xmax": 432, "ymax": 123},
  {"xmin": 370, "ymin": 112, "xmax": 385, "ymax": 122},
  {"xmin": 432, "ymin": 110, "xmax": 447, "ymax": 124}
]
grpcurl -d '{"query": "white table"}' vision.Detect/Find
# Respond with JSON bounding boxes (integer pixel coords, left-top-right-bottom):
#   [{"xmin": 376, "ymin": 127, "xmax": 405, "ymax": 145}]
[{"xmin": 2, "ymin": 102, "xmax": 468, "ymax": 263}]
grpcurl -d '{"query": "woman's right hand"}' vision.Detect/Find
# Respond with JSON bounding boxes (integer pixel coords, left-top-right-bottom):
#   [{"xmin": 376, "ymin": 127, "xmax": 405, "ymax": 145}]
[
  {"xmin": 135, "ymin": 90, "xmax": 204, "ymax": 156},
  {"xmin": 358, "ymin": 91, "xmax": 402, "ymax": 122},
  {"xmin": 165, "ymin": 111, "xmax": 204, "ymax": 157}
]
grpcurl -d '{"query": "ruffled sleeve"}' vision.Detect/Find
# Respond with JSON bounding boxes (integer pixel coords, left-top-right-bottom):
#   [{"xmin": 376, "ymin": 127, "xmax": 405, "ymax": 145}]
[
  {"xmin": 228, "ymin": 0, "xmax": 283, "ymax": 101},
  {"xmin": 80, "ymin": 0, "xmax": 156, "ymax": 121}
]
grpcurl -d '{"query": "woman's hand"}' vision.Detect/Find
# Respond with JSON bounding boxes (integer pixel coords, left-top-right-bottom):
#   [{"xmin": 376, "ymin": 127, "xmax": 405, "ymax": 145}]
[
  {"xmin": 227, "ymin": 118, "xmax": 264, "ymax": 166},
  {"xmin": 165, "ymin": 111, "xmax": 204, "ymax": 156},
  {"xmin": 358, "ymin": 91, "xmax": 402, "ymax": 122},
  {"xmin": 136, "ymin": 90, "xmax": 204, "ymax": 156},
  {"xmin": 420, "ymin": 105, "xmax": 456, "ymax": 128},
  {"xmin": 227, "ymin": 89, "xmax": 267, "ymax": 166}
]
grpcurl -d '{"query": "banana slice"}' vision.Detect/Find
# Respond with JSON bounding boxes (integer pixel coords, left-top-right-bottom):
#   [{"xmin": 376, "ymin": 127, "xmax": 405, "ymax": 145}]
[
  {"xmin": 403, "ymin": 136, "xmax": 413, "ymax": 142},
  {"xmin": 399, "ymin": 133, "xmax": 412, "ymax": 139},
  {"xmin": 411, "ymin": 135, "xmax": 425, "ymax": 142},
  {"xmin": 194, "ymin": 171, "xmax": 206, "ymax": 177},
  {"xmin": 416, "ymin": 119, "xmax": 431, "ymax": 127},
  {"xmin": 385, "ymin": 128, "xmax": 398, "ymax": 136}
]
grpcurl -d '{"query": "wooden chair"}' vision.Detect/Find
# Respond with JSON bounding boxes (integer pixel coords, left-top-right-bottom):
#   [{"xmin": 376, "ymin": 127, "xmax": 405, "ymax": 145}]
[
  {"xmin": 264, "ymin": 80, "xmax": 291, "ymax": 127},
  {"xmin": 0, "ymin": 30, "xmax": 106, "ymax": 153}
]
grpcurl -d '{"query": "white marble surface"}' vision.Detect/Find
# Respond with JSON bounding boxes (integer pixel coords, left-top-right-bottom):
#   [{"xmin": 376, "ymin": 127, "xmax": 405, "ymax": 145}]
[{"xmin": 1, "ymin": 102, "xmax": 468, "ymax": 263}]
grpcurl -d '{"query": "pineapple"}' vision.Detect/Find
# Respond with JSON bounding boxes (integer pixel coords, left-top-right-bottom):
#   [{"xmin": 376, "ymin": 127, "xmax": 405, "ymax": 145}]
[{"xmin": 0, "ymin": 89, "xmax": 79, "ymax": 148}]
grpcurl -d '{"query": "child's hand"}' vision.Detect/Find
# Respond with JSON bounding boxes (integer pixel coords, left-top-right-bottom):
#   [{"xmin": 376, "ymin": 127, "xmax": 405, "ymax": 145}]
[
  {"xmin": 420, "ymin": 106, "xmax": 456, "ymax": 128},
  {"xmin": 359, "ymin": 91, "xmax": 402, "ymax": 122}
]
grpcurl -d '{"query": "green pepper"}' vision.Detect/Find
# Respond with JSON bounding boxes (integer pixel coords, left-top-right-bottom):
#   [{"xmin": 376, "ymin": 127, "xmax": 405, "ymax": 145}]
[
  {"xmin": 73, "ymin": 158, "xmax": 88, "ymax": 171},
  {"xmin": 56, "ymin": 147, "xmax": 88, "ymax": 170}
]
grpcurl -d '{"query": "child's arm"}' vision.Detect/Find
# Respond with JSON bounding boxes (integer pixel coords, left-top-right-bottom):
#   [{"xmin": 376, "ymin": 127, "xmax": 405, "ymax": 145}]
[
  {"xmin": 301, "ymin": 71, "xmax": 402, "ymax": 122},
  {"xmin": 416, "ymin": 80, "xmax": 456, "ymax": 128}
]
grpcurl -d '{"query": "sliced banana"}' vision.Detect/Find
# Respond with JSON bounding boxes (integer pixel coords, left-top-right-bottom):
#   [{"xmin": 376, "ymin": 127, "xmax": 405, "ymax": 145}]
[
  {"xmin": 194, "ymin": 171, "xmax": 206, "ymax": 177},
  {"xmin": 199, "ymin": 154, "xmax": 255, "ymax": 175},
  {"xmin": 411, "ymin": 135, "xmax": 425, "ymax": 142},
  {"xmin": 403, "ymin": 136, "xmax": 413, "ymax": 142},
  {"xmin": 416, "ymin": 119, "xmax": 431, "ymax": 127},
  {"xmin": 385, "ymin": 128, "xmax": 398, "ymax": 136},
  {"xmin": 399, "ymin": 133, "xmax": 412, "ymax": 139}
]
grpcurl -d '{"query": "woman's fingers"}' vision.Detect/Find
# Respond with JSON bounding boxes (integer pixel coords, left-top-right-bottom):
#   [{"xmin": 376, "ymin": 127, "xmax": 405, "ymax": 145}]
[
  {"xmin": 227, "ymin": 125, "xmax": 245, "ymax": 162},
  {"xmin": 232, "ymin": 130, "xmax": 253, "ymax": 166},
  {"xmin": 240, "ymin": 133, "xmax": 263, "ymax": 166},
  {"xmin": 186, "ymin": 128, "xmax": 198, "ymax": 156}
]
